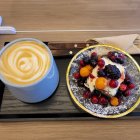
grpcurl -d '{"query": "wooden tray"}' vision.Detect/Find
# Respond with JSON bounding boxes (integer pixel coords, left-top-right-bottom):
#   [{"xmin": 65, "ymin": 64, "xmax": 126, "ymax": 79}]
[{"xmin": 0, "ymin": 42, "xmax": 140, "ymax": 121}]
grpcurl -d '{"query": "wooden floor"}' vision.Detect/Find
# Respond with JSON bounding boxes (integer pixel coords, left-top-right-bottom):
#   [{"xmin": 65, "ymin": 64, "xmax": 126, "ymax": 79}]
[{"xmin": 0, "ymin": 0, "xmax": 140, "ymax": 139}]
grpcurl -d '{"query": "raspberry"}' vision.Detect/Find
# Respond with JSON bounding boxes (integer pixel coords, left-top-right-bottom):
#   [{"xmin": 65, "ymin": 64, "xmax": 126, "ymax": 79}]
[
  {"xmin": 83, "ymin": 91, "xmax": 91, "ymax": 99},
  {"xmin": 89, "ymin": 73, "xmax": 95, "ymax": 79},
  {"xmin": 91, "ymin": 52, "xmax": 97, "ymax": 57},
  {"xmin": 124, "ymin": 90, "xmax": 131, "ymax": 97},
  {"xmin": 99, "ymin": 97, "xmax": 108, "ymax": 105},
  {"xmin": 73, "ymin": 72, "xmax": 80, "ymax": 79},
  {"xmin": 98, "ymin": 59, "xmax": 105, "ymax": 68},
  {"xmin": 109, "ymin": 80, "xmax": 119, "ymax": 88},
  {"xmin": 119, "ymin": 84, "xmax": 127, "ymax": 91},
  {"xmin": 91, "ymin": 96, "xmax": 98, "ymax": 104},
  {"xmin": 79, "ymin": 60, "xmax": 85, "ymax": 66},
  {"xmin": 128, "ymin": 83, "xmax": 135, "ymax": 89}
]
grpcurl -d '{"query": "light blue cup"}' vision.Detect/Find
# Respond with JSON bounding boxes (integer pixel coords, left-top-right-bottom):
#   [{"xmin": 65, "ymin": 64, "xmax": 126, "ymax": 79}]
[{"xmin": 0, "ymin": 38, "xmax": 59, "ymax": 103}]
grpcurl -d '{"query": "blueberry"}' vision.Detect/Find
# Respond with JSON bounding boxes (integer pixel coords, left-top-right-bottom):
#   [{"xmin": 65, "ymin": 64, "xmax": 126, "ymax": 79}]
[
  {"xmin": 90, "ymin": 59, "xmax": 97, "ymax": 67},
  {"xmin": 83, "ymin": 56, "xmax": 90, "ymax": 64},
  {"xmin": 98, "ymin": 69, "xmax": 106, "ymax": 77},
  {"xmin": 117, "ymin": 58, "xmax": 124, "ymax": 64},
  {"xmin": 77, "ymin": 78, "xmax": 86, "ymax": 87},
  {"xmin": 92, "ymin": 89, "xmax": 102, "ymax": 97},
  {"xmin": 116, "ymin": 89, "xmax": 123, "ymax": 98}
]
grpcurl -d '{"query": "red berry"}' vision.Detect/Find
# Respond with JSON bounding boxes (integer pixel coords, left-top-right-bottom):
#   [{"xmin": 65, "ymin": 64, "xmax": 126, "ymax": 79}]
[
  {"xmin": 73, "ymin": 72, "xmax": 80, "ymax": 79},
  {"xmin": 89, "ymin": 73, "xmax": 95, "ymax": 79},
  {"xmin": 119, "ymin": 84, "xmax": 127, "ymax": 91},
  {"xmin": 99, "ymin": 97, "xmax": 108, "ymax": 105},
  {"xmin": 124, "ymin": 90, "xmax": 131, "ymax": 97},
  {"xmin": 128, "ymin": 83, "xmax": 135, "ymax": 89},
  {"xmin": 111, "ymin": 56, "xmax": 116, "ymax": 61},
  {"xmin": 91, "ymin": 96, "xmax": 98, "ymax": 104},
  {"xmin": 97, "ymin": 59, "xmax": 105, "ymax": 68},
  {"xmin": 108, "ymin": 52, "xmax": 113, "ymax": 57},
  {"xmin": 109, "ymin": 80, "xmax": 119, "ymax": 88},
  {"xmin": 79, "ymin": 60, "xmax": 85, "ymax": 66},
  {"xmin": 83, "ymin": 91, "xmax": 91, "ymax": 99},
  {"xmin": 119, "ymin": 53, "xmax": 125, "ymax": 59},
  {"xmin": 91, "ymin": 52, "xmax": 97, "ymax": 57}
]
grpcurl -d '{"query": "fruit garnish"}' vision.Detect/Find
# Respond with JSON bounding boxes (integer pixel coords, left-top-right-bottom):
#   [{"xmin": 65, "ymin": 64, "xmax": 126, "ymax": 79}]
[
  {"xmin": 91, "ymin": 96, "xmax": 99, "ymax": 104},
  {"xmin": 98, "ymin": 69, "xmax": 106, "ymax": 77},
  {"xmin": 109, "ymin": 80, "xmax": 119, "ymax": 88},
  {"xmin": 79, "ymin": 60, "xmax": 85, "ymax": 66},
  {"xmin": 73, "ymin": 72, "xmax": 80, "ymax": 79},
  {"xmin": 77, "ymin": 78, "xmax": 86, "ymax": 87},
  {"xmin": 123, "ymin": 90, "xmax": 131, "ymax": 97},
  {"xmin": 90, "ymin": 59, "xmax": 97, "ymax": 67},
  {"xmin": 83, "ymin": 56, "xmax": 90, "ymax": 64},
  {"xmin": 91, "ymin": 52, "xmax": 98, "ymax": 61},
  {"xmin": 110, "ymin": 97, "xmax": 119, "ymax": 106},
  {"xmin": 92, "ymin": 89, "xmax": 102, "ymax": 97},
  {"xmin": 80, "ymin": 67, "xmax": 90, "ymax": 77},
  {"xmin": 104, "ymin": 64, "xmax": 121, "ymax": 80},
  {"xmin": 116, "ymin": 89, "xmax": 123, "ymax": 98},
  {"xmin": 119, "ymin": 83, "xmax": 127, "ymax": 91},
  {"xmin": 95, "ymin": 77, "xmax": 107, "ymax": 90},
  {"xmin": 89, "ymin": 73, "xmax": 95, "ymax": 79},
  {"xmin": 83, "ymin": 91, "xmax": 91, "ymax": 99},
  {"xmin": 128, "ymin": 83, "xmax": 135, "ymax": 89},
  {"xmin": 107, "ymin": 51, "xmax": 125, "ymax": 64},
  {"xmin": 97, "ymin": 59, "xmax": 105, "ymax": 68},
  {"xmin": 99, "ymin": 96, "xmax": 108, "ymax": 105},
  {"xmin": 91, "ymin": 52, "xmax": 97, "ymax": 57},
  {"xmin": 85, "ymin": 65, "xmax": 93, "ymax": 71}
]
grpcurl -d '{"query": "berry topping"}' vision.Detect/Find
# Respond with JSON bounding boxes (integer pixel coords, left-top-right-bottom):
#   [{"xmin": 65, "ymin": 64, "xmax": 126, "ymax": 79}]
[
  {"xmin": 104, "ymin": 64, "xmax": 121, "ymax": 80},
  {"xmin": 98, "ymin": 69, "xmax": 106, "ymax": 77},
  {"xmin": 110, "ymin": 97, "xmax": 119, "ymax": 106},
  {"xmin": 97, "ymin": 59, "xmax": 105, "ymax": 68},
  {"xmin": 107, "ymin": 51, "xmax": 125, "ymax": 64},
  {"xmin": 99, "ymin": 96, "xmax": 108, "ymax": 105},
  {"xmin": 83, "ymin": 91, "xmax": 91, "ymax": 99},
  {"xmin": 83, "ymin": 56, "xmax": 90, "ymax": 64},
  {"xmin": 128, "ymin": 83, "xmax": 135, "ymax": 89},
  {"xmin": 91, "ymin": 52, "xmax": 97, "ymax": 57},
  {"xmin": 90, "ymin": 59, "xmax": 97, "ymax": 67},
  {"xmin": 95, "ymin": 77, "xmax": 107, "ymax": 90},
  {"xmin": 116, "ymin": 89, "xmax": 123, "ymax": 98},
  {"xmin": 109, "ymin": 80, "xmax": 119, "ymax": 88},
  {"xmin": 91, "ymin": 96, "xmax": 99, "ymax": 104},
  {"xmin": 80, "ymin": 67, "xmax": 90, "ymax": 77},
  {"xmin": 123, "ymin": 90, "xmax": 131, "ymax": 97},
  {"xmin": 77, "ymin": 78, "xmax": 86, "ymax": 87},
  {"xmin": 119, "ymin": 83, "xmax": 127, "ymax": 91},
  {"xmin": 92, "ymin": 89, "xmax": 102, "ymax": 97},
  {"xmin": 91, "ymin": 52, "xmax": 98, "ymax": 61},
  {"xmin": 89, "ymin": 73, "xmax": 95, "ymax": 79},
  {"xmin": 73, "ymin": 72, "xmax": 80, "ymax": 79},
  {"xmin": 79, "ymin": 60, "xmax": 85, "ymax": 66}
]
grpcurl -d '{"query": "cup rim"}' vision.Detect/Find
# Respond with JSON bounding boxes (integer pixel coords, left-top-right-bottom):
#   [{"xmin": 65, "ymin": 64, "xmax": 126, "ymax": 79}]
[{"xmin": 0, "ymin": 38, "xmax": 53, "ymax": 88}]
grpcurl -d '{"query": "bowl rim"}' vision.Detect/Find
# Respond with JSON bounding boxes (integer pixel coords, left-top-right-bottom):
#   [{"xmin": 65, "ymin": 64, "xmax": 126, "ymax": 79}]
[{"xmin": 66, "ymin": 44, "xmax": 140, "ymax": 118}]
